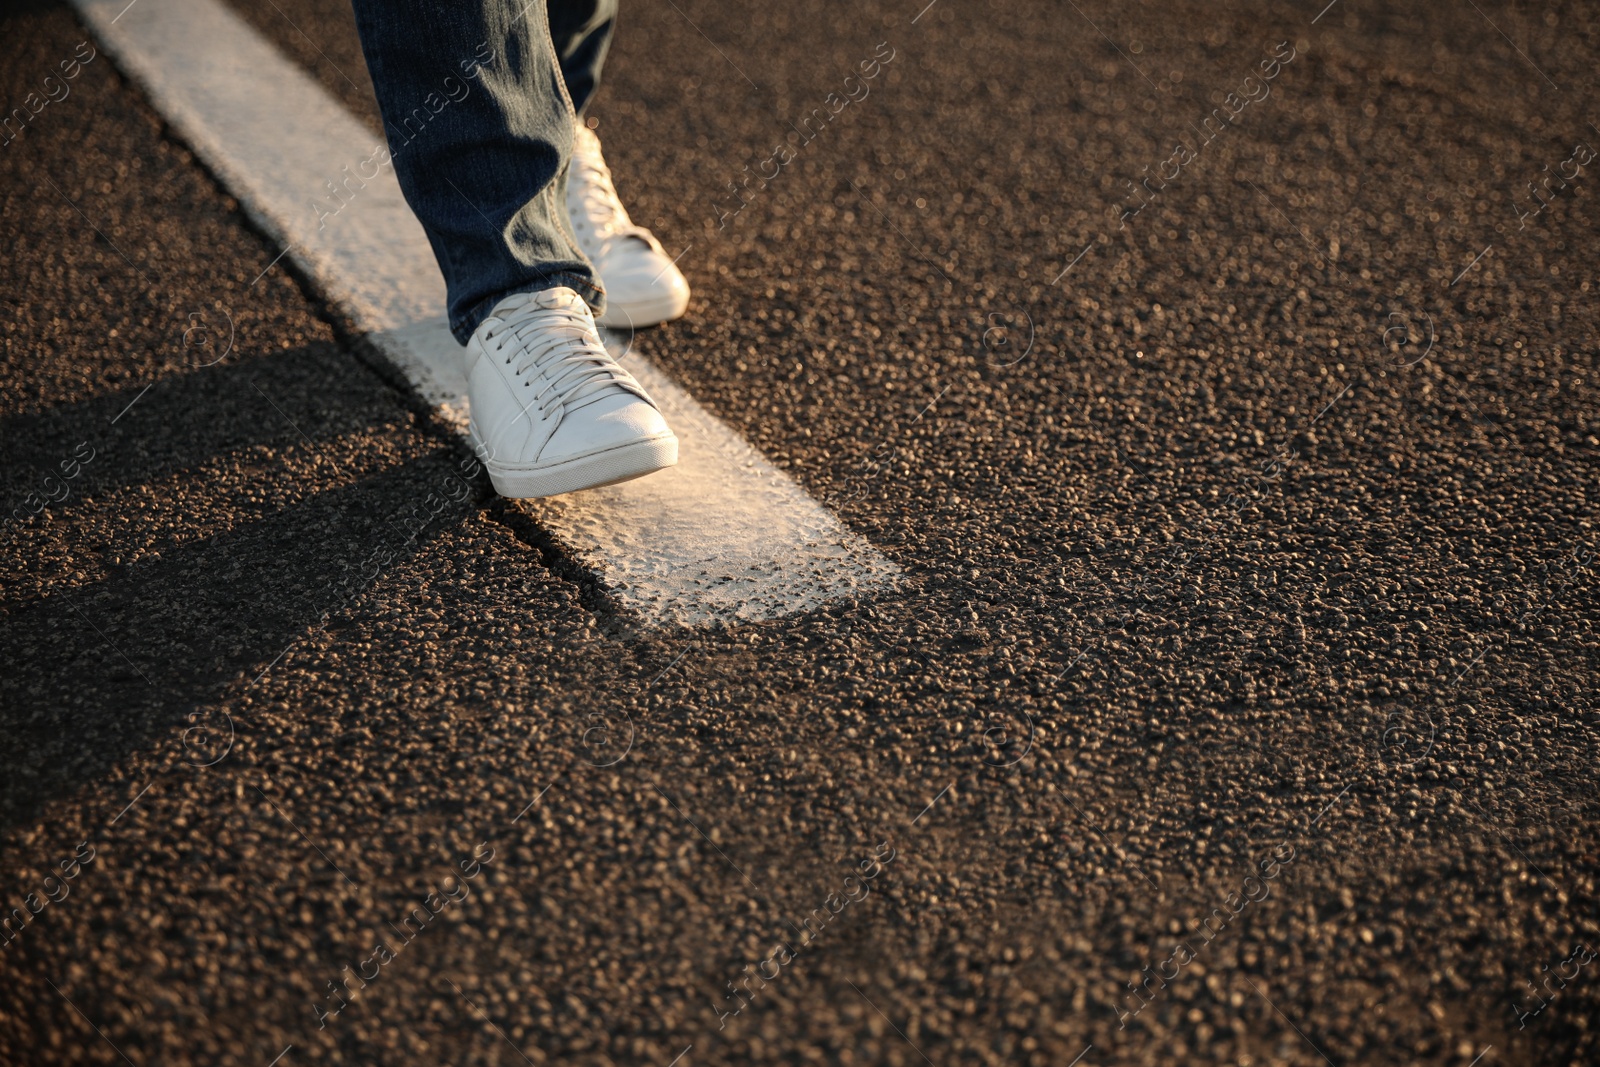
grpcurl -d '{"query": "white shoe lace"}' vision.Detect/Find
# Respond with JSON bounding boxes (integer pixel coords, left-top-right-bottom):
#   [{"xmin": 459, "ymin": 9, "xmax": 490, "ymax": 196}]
[
  {"xmin": 481, "ymin": 295, "xmax": 646, "ymax": 416},
  {"xmin": 569, "ymin": 126, "xmax": 653, "ymax": 256}
]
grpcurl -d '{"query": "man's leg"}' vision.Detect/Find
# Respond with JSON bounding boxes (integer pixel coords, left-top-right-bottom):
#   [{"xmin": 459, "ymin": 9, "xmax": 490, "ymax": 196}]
[
  {"xmin": 348, "ymin": 0, "xmax": 603, "ymax": 343},
  {"xmin": 547, "ymin": 0, "xmax": 617, "ymax": 116},
  {"xmin": 546, "ymin": 0, "xmax": 692, "ymax": 329}
]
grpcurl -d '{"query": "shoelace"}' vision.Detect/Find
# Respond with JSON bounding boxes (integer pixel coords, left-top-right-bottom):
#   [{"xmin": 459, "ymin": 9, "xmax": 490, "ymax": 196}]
[
  {"xmin": 482, "ymin": 298, "xmax": 644, "ymax": 416},
  {"xmin": 570, "ymin": 129, "xmax": 651, "ymax": 254}
]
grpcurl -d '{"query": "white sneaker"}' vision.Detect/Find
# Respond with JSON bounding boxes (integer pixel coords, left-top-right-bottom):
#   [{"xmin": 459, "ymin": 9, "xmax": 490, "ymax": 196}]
[
  {"xmin": 465, "ymin": 287, "xmax": 678, "ymax": 498},
  {"xmin": 567, "ymin": 123, "xmax": 691, "ymax": 329}
]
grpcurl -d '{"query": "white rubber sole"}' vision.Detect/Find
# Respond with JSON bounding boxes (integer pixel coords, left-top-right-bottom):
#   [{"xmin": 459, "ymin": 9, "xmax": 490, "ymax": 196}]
[
  {"xmin": 595, "ymin": 287, "xmax": 690, "ymax": 330},
  {"xmin": 469, "ymin": 426, "xmax": 679, "ymax": 499}
]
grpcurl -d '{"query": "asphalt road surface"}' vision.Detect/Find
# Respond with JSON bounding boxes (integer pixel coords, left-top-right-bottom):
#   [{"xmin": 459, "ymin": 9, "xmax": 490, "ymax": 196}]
[{"xmin": 3, "ymin": 0, "xmax": 1599, "ymax": 1064}]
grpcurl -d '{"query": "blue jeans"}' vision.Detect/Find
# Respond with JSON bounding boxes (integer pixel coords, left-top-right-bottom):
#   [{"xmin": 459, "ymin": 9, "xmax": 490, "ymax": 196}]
[{"xmin": 349, "ymin": 0, "xmax": 616, "ymax": 343}]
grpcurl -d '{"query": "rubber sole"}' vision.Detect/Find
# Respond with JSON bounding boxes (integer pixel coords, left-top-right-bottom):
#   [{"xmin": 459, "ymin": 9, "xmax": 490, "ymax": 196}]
[
  {"xmin": 470, "ymin": 427, "xmax": 679, "ymax": 499},
  {"xmin": 595, "ymin": 287, "xmax": 690, "ymax": 330}
]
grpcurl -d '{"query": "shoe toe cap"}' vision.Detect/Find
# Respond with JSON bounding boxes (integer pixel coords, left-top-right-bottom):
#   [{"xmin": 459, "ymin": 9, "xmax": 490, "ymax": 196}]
[
  {"xmin": 594, "ymin": 245, "xmax": 690, "ymax": 324},
  {"xmin": 608, "ymin": 248, "xmax": 687, "ymax": 297},
  {"xmin": 542, "ymin": 393, "xmax": 671, "ymax": 463}
]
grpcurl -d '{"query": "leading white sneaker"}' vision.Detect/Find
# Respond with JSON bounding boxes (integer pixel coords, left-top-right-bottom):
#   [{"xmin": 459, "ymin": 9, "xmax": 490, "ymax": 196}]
[
  {"xmin": 465, "ymin": 287, "xmax": 678, "ymax": 498},
  {"xmin": 567, "ymin": 122, "xmax": 691, "ymax": 329}
]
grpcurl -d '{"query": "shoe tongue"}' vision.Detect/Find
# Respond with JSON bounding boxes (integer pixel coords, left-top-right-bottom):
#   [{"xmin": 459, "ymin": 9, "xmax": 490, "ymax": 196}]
[
  {"xmin": 529, "ymin": 286, "xmax": 586, "ymax": 312},
  {"xmin": 492, "ymin": 286, "xmax": 589, "ymax": 319},
  {"xmin": 573, "ymin": 123, "xmax": 602, "ymax": 159},
  {"xmin": 494, "ymin": 287, "xmax": 632, "ymax": 409}
]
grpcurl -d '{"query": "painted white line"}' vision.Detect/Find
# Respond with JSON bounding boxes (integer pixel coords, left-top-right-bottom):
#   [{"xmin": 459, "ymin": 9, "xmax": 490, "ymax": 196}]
[{"xmin": 72, "ymin": 0, "xmax": 898, "ymax": 627}]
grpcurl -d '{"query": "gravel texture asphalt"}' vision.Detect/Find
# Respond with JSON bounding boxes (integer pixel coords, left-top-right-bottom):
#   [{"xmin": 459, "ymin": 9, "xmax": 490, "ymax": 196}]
[{"xmin": 3, "ymin": 0, "xmax": 1599, "ymax": 1064}]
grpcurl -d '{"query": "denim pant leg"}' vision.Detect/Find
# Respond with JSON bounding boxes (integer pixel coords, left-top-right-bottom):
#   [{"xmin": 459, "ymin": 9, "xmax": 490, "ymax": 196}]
[
  {"xmin": 548, "ymin": 0, "xmax": 618, "ymax": 116},
  {"xmin": 349, "ymin": 0, "xmax": 614, "ymax": 343}
]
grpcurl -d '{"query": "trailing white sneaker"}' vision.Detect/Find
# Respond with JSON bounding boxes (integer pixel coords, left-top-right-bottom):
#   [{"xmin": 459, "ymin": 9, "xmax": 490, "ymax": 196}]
[
  {"xmin": 465, "ymin": 287, "xmax": 677, "ymax": 498},
  {"xmin": 567, "ymin": 122, "xmax": 690, "ymax": 329}
]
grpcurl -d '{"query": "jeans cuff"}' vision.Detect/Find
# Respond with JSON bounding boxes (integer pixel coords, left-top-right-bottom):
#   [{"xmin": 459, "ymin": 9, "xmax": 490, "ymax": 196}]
[{"xmin": 451, "ymin": 272, "xmax": 608, "ymax": 345}]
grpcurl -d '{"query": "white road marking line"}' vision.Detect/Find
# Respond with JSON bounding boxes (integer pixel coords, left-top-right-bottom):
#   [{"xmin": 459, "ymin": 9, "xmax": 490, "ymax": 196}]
[{"xmin": 72, "ymin": 0, "xmax": 898, "ymax": 627}]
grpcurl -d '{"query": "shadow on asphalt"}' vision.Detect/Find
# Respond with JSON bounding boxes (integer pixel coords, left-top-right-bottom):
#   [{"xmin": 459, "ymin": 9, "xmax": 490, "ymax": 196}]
[
  {"xmin": 0, "ymin": 343, "xmax": 420, "ymax": 523},
  {"xmin": 0, "ymin": 342, "xmax": 492, "ymax": 830}
]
